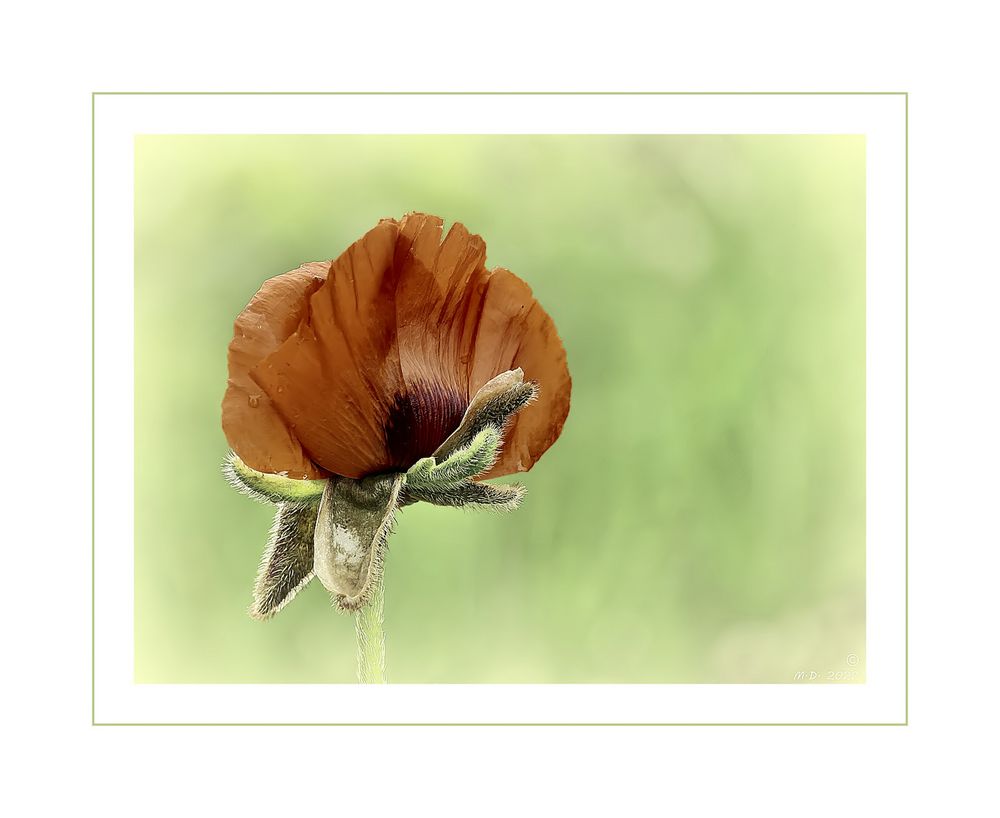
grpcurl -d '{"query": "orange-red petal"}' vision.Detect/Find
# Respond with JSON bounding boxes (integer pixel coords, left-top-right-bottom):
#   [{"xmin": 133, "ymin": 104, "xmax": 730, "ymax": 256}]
[
  {"xmin": 477, "ymin": 272, "xmax": 572, "ymax": 478},
  {"xmin": 249, "ymin": 220, "xmax": 406, "ymax": 479},
  {"xmin": 221, "ymin": 263, "xmax": 329, "ymax": 479}
]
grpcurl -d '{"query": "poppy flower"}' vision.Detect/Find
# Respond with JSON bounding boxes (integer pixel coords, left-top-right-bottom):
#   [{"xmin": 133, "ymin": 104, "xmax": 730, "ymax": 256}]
[{"xmin": 221, "ymin": 213, "xmax": 571, "ymax": 628}]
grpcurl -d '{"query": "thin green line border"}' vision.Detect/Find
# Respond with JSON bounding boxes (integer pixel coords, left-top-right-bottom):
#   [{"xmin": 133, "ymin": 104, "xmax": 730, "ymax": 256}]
[{"xmin": 92, "ymin": 91, "xmax": 908, "ymax": 727}]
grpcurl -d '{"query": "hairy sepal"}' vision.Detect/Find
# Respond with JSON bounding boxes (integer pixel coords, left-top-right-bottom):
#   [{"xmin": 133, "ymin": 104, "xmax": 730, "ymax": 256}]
[
  {"xmin": 405, "ymin": 425, "xmax": 501, "ymax": 489},
  {"xmin": 313, "ymin": 473, "xmax": 405, "ymax": 612},
  {"xmin": 249, "ymin": 502, "xmax": 318, "ymax": 621},
  {"xmin": 403, "ymin": 480, "xmax": 525, "ymax": 512},
  {"xmin": 433, "ymin": 369, "xmax": 538, "ymax": 461},
  {"xmin": 223, "ymin": 451, "xmax": 326, "ymax": 505}
]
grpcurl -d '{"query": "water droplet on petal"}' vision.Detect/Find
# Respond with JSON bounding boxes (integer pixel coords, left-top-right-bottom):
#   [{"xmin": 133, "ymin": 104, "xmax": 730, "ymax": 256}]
[{"xmin": 277, "ymin": 386, "xmax": 284, "ymax": 394}]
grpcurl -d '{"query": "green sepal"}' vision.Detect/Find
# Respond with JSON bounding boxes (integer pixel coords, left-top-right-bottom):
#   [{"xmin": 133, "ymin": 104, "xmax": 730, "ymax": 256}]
[
  {"xmin": 406, "ymin": 456, "xmax": 436, "ymax": 484},
  {"xmin": 401, "ymin": 480, "xmax": 525, "ymax": 512},
  {"xmin": 313, "ymin": 473, "xmax": 405, "ymax": 612},
  {"xmin": 433, "ymin": 369, "xmax": 538, "ymax": 462},
  {"xmin": 223, "ymin": 451, "xmax": 326, "ymax": 505},
  {"xmin": 249, "ymin": 502, "xmax": 318, "ymax": 620},
  {"xmin": 405, "ymin": 425, "xmax": 501, "ymax": 489}
]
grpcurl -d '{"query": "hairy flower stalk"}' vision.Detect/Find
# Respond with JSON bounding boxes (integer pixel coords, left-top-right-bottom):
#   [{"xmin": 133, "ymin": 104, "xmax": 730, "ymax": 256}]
[
  {"xmin": 355, "ymin": 577, "xmax": 386, "ymax": 683},
  {"xmin": 220, "ymin": 213, "xmax": 571, "ymax": 683}
]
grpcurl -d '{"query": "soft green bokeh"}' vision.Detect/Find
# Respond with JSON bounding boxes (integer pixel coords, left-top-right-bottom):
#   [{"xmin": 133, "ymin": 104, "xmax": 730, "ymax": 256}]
[{"xmin": 135, "ymin": 135, "xmax": 865, "ymax": 683}]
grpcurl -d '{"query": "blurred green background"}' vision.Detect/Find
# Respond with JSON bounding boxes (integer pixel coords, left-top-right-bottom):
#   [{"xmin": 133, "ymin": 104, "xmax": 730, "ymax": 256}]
[{"xmin": 134, "ymin": 134, "xmax": 865, "ymax": 683}]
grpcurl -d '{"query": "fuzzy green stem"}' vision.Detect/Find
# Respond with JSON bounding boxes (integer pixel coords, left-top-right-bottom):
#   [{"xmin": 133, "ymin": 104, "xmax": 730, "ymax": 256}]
[{"xmin": 355, "ymin": 576, "xmax": 386, "ymax": 683}]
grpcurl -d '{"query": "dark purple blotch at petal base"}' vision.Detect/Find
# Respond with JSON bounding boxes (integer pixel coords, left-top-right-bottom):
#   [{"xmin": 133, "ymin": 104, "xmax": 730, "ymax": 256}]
[{"xmin": 383, "ymin": 381, "xmax": 467, "ymax": 471}]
